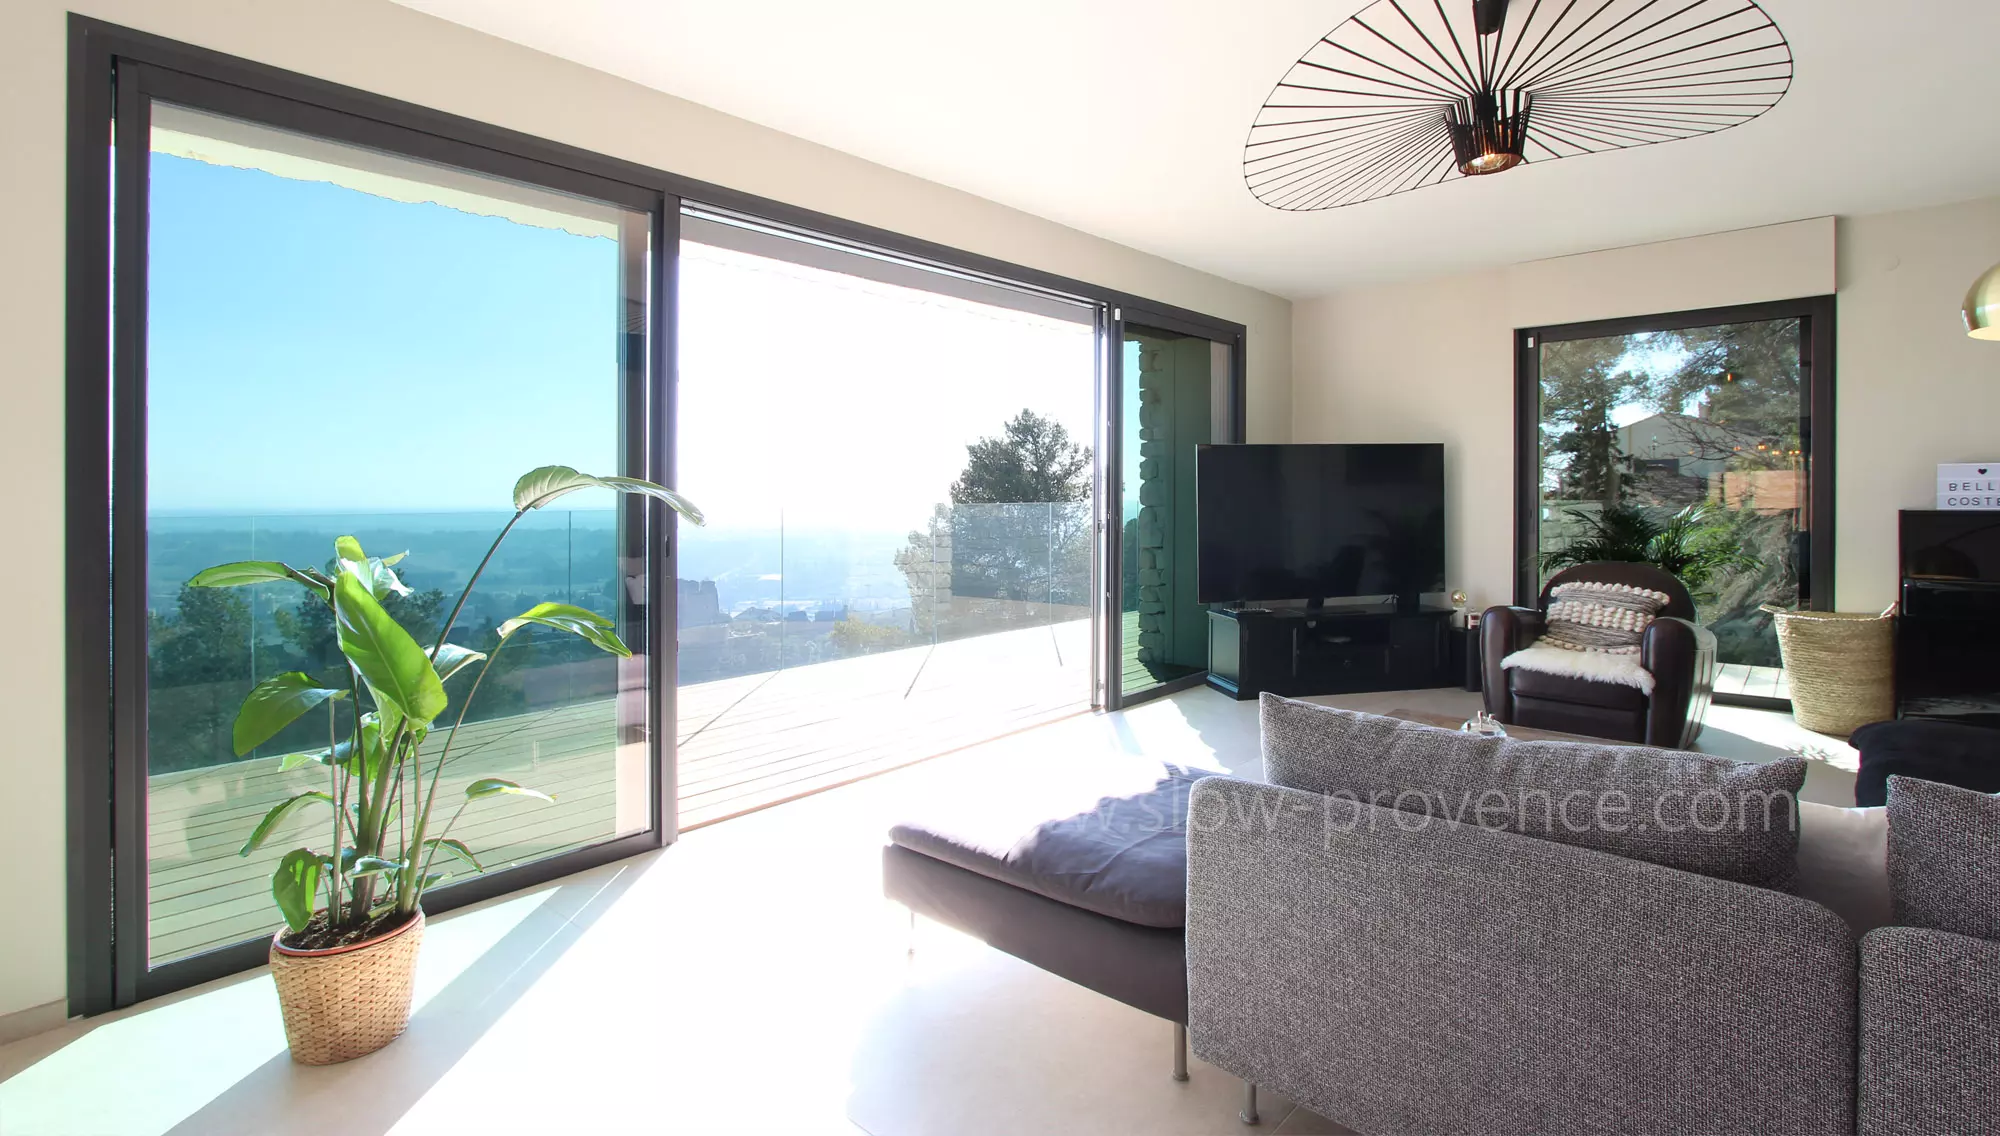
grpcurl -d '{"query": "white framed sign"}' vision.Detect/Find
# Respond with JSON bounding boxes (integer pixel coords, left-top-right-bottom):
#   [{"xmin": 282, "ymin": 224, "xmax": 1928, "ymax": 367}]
[{"xmin": 1938, "ymin": 463, "xmax": 2000, "ymax": 510}]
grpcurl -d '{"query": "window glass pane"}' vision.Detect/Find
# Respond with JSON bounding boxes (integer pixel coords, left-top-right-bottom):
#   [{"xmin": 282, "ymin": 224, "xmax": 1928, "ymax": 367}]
[
  {"xmin": 1536, "ymin": 319, "xmax": 1808, "ymax": 692},
  {"xmin": 143, "ymin": 104, "xmax": 653, "ymax": 965},
  {"xmin": 674, "ymin": 213, "xmax": 1095, "ymax": 827}
]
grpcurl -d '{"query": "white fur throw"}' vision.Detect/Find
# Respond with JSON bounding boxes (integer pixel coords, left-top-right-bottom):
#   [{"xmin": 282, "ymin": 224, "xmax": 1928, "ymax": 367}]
[{"xmin": 1502, "ymin": 641, "xmax": 1657, "ymax": 694}]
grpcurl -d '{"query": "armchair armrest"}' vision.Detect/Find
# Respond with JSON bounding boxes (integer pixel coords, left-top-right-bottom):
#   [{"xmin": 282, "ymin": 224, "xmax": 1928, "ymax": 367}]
[
  {"xmin": 1642, "ymin": 616, "xmax": 1717, "ymax": 748},
  {"xmin": 1480, "ymin": 606, "xmax": 1542, "ymax": 720},
  {"xmin": 1185, "ymin": 776, "xmax": 1856, "ymax": 1136}
]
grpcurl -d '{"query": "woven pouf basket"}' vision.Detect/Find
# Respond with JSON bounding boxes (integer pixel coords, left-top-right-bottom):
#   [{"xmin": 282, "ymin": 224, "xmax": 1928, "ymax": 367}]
[
  {"xmin": 1761, "ymin": 604, "xmax": 1896, "ymax": 737},
  {"xmin": 270, "ymin": 910, "xmax": 424, "ymax": 1065}
]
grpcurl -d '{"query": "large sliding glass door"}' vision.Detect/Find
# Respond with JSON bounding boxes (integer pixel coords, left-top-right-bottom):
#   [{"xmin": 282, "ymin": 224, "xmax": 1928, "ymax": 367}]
[
  {"xmin": 71, "ymin": 22, "xmax": 1254, "ymax": 1016},
  {"xmin": 672, "ymin": 211, "xmax": 1099, "ymax": 826},
  {"xmin": 97, "ymin": 63, "xmax": 670, "ymax": 1001},
  {"xmin": 1109, "ymin": 316, "xmax": 1241, "ymax": 707}
]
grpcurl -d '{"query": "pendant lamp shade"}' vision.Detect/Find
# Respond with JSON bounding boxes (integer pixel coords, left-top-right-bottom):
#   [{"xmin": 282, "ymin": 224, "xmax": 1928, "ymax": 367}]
[{"xmin": 1966, "ymin": 261, "xmax": 2000, "ymax": 340}]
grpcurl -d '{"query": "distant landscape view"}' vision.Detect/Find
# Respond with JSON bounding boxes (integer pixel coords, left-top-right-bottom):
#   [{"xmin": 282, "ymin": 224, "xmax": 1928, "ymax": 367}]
[{"xmin": 137, "ymin": 104, "xmax": 1099, "ymax": 964}]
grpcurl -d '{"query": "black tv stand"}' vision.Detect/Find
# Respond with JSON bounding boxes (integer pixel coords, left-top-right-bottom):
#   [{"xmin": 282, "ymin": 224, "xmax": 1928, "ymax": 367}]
[{"xmin": 1206, "ymin": 603, "xmax": 1453, "ymax": 701}]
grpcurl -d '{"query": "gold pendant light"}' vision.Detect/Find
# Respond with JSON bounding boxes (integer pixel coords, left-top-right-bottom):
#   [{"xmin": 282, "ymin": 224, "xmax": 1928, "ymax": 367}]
[{"xmin": 1966, "ymin": 261, "xmax": 2000, "ymax": 340}]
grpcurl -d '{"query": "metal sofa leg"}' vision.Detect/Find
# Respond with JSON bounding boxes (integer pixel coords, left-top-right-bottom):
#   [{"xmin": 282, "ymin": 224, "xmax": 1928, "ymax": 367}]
[
  {"xmin": 1172, "ymin": 1023, "xmax": 1190, "ymax": 1082},
  {"xmin": 1240, "ymin": 1081, "xmax": 1260, "ymax": 1126}
]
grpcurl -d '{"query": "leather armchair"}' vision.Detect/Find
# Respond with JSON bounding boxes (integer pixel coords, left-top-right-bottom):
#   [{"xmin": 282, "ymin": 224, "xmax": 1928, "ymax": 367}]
[{"xmin": 1481, "ymin": 561, "xmax": 1716, "ymax": 748}]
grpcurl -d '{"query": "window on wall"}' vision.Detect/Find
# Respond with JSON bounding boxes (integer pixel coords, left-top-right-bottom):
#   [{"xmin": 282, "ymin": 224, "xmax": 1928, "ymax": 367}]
[{"xmin": 1518, "ymin": 299, "xmax": 1835, "ymax": 703}]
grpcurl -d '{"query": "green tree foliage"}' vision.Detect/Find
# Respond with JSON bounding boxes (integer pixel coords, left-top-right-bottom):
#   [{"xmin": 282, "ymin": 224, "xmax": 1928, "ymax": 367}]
[
  {"xmin": 1540, "ymin": 336, "xmax": 1641, "ymax": 504},
  {"xmin": 899, "ymin": 410, "xmax": 1095, "ymax": 634},
  {"xmin": 147, "ymin": 585, "xmax": 256, "ymax": 774},
  {"xmin": 949, "ymin": 409, "xmax": 1091, "ymax": 506},
  {"xmin": 1537, "ymin": 319, "xmax": 1808, "ymax": 668},
  {"xmin": 826, "ymin": 615, "xmax": 910, "ymax": 656}
]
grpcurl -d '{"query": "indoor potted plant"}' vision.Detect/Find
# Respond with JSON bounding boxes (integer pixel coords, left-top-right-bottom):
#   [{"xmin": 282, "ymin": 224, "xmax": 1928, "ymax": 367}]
[{"xmin": 191, "ymin": 466, "xmax": 702, "ymax": 1064}]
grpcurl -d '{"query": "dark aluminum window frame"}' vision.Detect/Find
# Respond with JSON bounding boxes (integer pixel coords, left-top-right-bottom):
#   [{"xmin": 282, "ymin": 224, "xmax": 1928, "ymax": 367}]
[
  {"xmin": 1103, "ymin": 308, "xmax": 1247, "ymax": 712},
  {"xmin": 66, "ymin": 16, "xmax": 1246, "ymax": 1014},
  {"xmin": 1513, "ymin": 295, "xmax": 1838, "ymax": 708}
]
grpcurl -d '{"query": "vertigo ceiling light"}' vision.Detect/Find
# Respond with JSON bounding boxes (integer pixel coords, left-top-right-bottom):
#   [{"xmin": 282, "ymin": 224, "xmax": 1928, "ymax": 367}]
[{"xmin": 1245, "ymin": 0, "xmax": 1792, "ymax": 211}]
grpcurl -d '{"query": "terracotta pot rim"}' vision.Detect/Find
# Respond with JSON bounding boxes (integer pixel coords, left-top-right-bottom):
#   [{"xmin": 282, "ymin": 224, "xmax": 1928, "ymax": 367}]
[{"xmin": 270, "ymin": 909, "xmax": 423, "ymax": 960}]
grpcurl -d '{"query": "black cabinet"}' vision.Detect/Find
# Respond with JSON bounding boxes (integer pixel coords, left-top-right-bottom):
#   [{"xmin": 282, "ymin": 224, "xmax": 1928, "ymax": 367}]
[
  {"xmin": 1897, "ymin": 511, "xmax": 2000, "ymax": 728},
  {"xmin": 1206, "ymin": 605, "xmax": 1453, "ymax": 701}
]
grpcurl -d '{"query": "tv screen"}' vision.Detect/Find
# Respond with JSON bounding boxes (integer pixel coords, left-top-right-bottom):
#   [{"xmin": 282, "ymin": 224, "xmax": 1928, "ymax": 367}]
[{"xmin": 1196, "ymin": 443, "xmax": 1445, "ymax": 604}]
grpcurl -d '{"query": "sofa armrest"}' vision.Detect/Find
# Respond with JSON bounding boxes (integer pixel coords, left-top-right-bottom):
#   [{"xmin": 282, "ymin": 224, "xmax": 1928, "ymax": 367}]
[
  {"xmin": 1859, "ymin": 926, "xmax": 2000, "ymax": 1136},
  {"xmin": 1186, "ymin": 776, "xmax": 1856, "ymax": 1136},
  {"xmin": 1480, "ymin": 606, "xmax": 1543, "ymax": 720}
]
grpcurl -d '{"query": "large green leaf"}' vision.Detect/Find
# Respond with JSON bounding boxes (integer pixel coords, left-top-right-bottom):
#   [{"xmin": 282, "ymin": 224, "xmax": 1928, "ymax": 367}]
[
  {"xmin": 431, "ymin": 642, "xmax": 488, "ymax": 684},
  {"xmin": 334, "ymin": 535, "xmax": 414, "ymax": 600},
  {"xmin": 511, "ymin": 465, "xmax": 705, "ymax": 525},
  {"xmin": 465, "ymin": 778, "xmax": 554, "ymax": 803},
  {"xmin": 239, "ymin": 791, "xmax": 334, "ymax": 857},
  {"xmin": 333, "ymin": 570, "xmax": 447, "ymax": 726},
  {"xmin": 499, "ymin": 601, "xmax": 630, "ymax": 658},
  {"xmin": 188, "ymin": 561, "xmax": 331, "ymax": 603},
  {"xmin": 341, "ymin": 855, "xmax": 404, "ymax": 878},
  {"xmin": 233, "ymin": 672, "xmax": 348, "ymax": 756},
  {"xmin": 423, "ymin": 838, "xmax": 484, "ymax": 874},
  {"xmin": 271, "ymin": 848, "xmax": 324, "ymax": 933}
]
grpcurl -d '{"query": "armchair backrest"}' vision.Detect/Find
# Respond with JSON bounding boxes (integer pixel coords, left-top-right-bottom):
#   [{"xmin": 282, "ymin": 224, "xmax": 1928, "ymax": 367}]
[{"xmin": 1538, "ymin": 561, "xmax": 1697, "ymax": 622}]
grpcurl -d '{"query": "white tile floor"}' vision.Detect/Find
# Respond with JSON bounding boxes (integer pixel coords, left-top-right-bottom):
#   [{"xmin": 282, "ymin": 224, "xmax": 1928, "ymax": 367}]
[{"xmin": 0, "ymin": 686, "xmax": 1856, "ymax": 1136}]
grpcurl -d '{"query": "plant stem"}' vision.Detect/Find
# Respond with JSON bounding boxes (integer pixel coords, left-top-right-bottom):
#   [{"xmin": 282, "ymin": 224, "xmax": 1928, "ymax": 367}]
[
  {"xmin": 428, "ymin": 509, "xmax": 526, "ymax": 662},
  {"xmin": 341, "ymin": 664, "xmax": 367, "ymax": 925},
  {"xmin": 327, "ymin": 703, "xmax": 343, "ymax": 923},
  {"xmin": 408, "ymin": 640, "xmax": 508, "ymax": 906},
  {"xmin": 416, "ymin": 797, "xmax": 474, "ymax": 892}
]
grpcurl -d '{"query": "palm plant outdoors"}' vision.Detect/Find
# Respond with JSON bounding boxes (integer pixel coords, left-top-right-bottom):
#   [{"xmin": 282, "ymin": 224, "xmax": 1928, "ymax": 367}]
[
  {"xmin": 191, "ymin": 466, "xmax": 702, "ymax": 948},
  {"xmin": 1540, "ymin": 501, "xmax": 1757, "ymax": 598}
]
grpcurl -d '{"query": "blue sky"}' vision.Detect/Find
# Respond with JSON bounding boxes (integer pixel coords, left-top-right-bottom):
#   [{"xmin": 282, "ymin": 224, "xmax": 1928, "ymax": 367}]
[
  {"xmin": 148, "ymin": 148, "xmax": 1097, "ymax": 537},
  {"xmin": 146, "ymin": 154, "xmax": 620, "ymax": 513}
]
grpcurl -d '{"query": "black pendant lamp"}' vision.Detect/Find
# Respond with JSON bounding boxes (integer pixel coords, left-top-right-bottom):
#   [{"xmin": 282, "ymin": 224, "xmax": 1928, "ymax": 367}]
[{"xmin": 1245, "ymin": 0, "xmax": 1792, "ymax": 211}]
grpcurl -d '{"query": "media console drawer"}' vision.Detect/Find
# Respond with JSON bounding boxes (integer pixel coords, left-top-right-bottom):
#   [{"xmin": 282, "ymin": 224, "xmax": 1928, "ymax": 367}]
[{"xmin": 1205, "ymin": 606, "xmax": 1451, "ymax": 701}]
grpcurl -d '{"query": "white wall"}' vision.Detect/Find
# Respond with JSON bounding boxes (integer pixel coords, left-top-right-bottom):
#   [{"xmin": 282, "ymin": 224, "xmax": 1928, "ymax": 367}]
[
  {"xmin": 1293, "ymin": 217, "xmax": 1834, "ymax": 612},
  {"xmin": 0, "ymin": 0, "xmax": 1292, "ymax": 1021},
  {"xmin": 1835, "ymin": 198, "xmax": 2000, "ymax": 608},
  {"xmin": 1294, "ymin": 202, "xmax": 2000, "ymax": 616}
]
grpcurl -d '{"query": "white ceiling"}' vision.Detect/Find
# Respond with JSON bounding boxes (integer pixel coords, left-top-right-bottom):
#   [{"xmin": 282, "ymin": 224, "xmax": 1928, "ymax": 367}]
[{"xmin": 396, "ymin": 0, "xmax": 2000, "ymax": 300}]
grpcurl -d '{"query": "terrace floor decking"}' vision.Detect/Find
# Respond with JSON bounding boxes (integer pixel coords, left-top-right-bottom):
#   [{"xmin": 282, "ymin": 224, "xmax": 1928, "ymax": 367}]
[
  {"xmin": 148, "ymin": 619, "xmax": 1093, "ymax": 964},
  {"xmin": 1715, "ymin": 662, "xmax": 1791, "ymax": 701}
]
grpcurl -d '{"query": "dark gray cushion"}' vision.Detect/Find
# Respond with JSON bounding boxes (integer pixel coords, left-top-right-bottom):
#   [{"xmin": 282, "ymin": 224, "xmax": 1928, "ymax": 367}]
[
  {"xmin": 1886, "ymin": 774, "xmax": 2000, "ymax": 940},
  {"xmin": 1259, "ymin": 694, "xmax": 1805, "ymax": 887},
  {"xmin": 888, "ymin": 759, "xmax": 1207, "ymax": 928},
  {"xmin": 1858, "ymin": 925, "xmax": 2000, "ymax": 1136}
]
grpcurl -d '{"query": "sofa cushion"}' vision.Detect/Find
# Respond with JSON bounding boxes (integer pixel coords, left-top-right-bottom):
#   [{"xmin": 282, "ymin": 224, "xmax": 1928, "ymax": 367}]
[
  {"xmin": 888, "ymin": 758, "xmax": 1209, "ymax": 929},
  {"xmin": 1886, "ymin": 774, "xmax": 2000, "ymax": 940},
  {"xmin": 1260, "ymin": 695, "xmax": 1806, "ymax": 887}
]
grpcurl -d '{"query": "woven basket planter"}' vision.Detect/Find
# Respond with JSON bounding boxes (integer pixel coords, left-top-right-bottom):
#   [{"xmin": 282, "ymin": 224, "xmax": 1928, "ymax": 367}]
[
  {"xmin": 269, "ymin": 910, "xmax": 424, "ymax": 1065},
  {"xmin": 1761, "ymin": 604, "xmax": 1896, "ymax": 737}
]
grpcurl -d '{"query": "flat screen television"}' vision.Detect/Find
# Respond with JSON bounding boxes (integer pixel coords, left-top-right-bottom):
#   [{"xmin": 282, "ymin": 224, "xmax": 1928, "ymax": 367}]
[{"xmin": 1196, "ymin": 443, "xmax": 1445, "ymax": 606}]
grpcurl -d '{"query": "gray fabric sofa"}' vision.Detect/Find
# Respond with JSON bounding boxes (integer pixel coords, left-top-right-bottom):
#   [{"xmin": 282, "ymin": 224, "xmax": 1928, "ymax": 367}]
[
  {"xmin": 1186, "ymin": 776, "xmax": 1857, "ymax": 1134},
  {"xmin": 1186, "ymin": 698, "xmax": 1998, "ymax": 1136}
]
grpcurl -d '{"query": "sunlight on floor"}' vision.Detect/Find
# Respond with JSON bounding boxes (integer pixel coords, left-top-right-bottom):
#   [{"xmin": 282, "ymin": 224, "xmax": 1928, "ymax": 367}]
[{"xmin": 0, "ymin": 686, "xmax": 1840, "ymax": 1136}]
